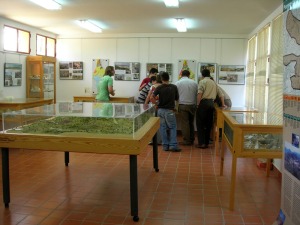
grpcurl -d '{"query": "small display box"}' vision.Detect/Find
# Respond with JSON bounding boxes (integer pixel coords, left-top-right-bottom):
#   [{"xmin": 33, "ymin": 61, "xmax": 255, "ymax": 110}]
[{"xmin": 220, "ymin": 112, "xmax": 283, "ymax": 210}]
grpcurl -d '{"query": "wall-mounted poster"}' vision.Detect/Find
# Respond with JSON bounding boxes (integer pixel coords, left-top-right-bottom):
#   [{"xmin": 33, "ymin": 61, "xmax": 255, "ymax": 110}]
[
  {"xmin": 59, "ymin": 61, "xmax": 83, "ymax": 80},
  {"xmin": 198, "ymin": 63, "xmax": 217, "ymax": 83},
  {"xmin": 114, "ymin": 62, "xmax": 140, "ymax": 81},
  {"xmin": 4, "ymin": 63, "xmax": 22, "ymax": 87},
  {"xmin": 92, "ymin": 59, "xmax": 109, "ymax": 94},
  {"xmin": 178, "ymin": 59, "xmax": 196, "ymax": 81},
  {"xmin": 146, "ymin": 63, "xmax": 173, "ymax": 78},
  {"xmin": 218, "ymin": 65, "xmax": 245, "ymax": 85}
]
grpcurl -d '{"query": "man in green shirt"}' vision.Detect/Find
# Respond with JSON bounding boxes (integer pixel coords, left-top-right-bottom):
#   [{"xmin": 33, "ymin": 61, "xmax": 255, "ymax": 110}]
[{"xmin": 96, "ymin": 66, "xmax": 115, "ymax": 101}]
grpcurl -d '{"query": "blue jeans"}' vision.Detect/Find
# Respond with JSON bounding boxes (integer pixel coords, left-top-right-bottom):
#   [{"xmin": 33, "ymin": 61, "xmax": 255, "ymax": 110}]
[{"xmin": 157, "ymin": 108, "xmax": 178, "ymax": 150}]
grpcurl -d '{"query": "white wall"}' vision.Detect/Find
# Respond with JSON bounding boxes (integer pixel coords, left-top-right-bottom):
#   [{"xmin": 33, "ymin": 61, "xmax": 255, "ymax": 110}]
[{"xmin": 56, "ymin": 36, "xmax": 248, "ymax": 105}]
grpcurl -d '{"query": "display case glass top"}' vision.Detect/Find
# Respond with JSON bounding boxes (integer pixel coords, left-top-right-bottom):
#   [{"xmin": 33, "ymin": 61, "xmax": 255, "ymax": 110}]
[
  {"xmin": 223, "ymin": 112, "xmax": 282, "ymax": 126},
  {"xmin": 2, "ymin": 102, "xmax": 155, "ymax": 138}
]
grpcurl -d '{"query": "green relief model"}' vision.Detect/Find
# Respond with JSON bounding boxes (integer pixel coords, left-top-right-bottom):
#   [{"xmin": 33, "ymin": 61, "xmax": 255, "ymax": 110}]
[{"xmin": 7, "ymin": 113, "xmax": 152, "ymax": 135}]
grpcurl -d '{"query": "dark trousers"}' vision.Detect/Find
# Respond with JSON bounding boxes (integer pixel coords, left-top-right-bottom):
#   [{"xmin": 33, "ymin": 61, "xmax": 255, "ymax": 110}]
[
  {"xmin": 196, "ymin": 99, "xmax": 215, "ymax": 145},
  {"xmin": 178, "ymin": 104, "xmax": 196, "ymax": 144}
]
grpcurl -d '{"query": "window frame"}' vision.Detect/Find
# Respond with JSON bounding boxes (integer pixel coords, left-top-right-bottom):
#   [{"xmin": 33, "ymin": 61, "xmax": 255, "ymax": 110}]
[
  {"xmin": 3, "ymin": 25, "xmax": 31, "ymax": 54},
  {"xmin": 36, "ymin": 34, "xmax": 56, "ymax": 57}
]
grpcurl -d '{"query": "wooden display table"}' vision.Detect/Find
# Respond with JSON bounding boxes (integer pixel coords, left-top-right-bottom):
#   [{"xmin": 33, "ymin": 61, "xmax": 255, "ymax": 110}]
[
  {"xmin": 214, "ymin": 106, "xmax": 257, "ymax": 155},
  {"xmin": 73, "ymin": 95, "xmax": 134, "ymax": 103},
  {"xmin": 220, "ymin": 112, "xmax": 282, "ymax": 210},
  {"xmin": 0, "ymin": 103, "xmax": 159, "ymax": 222}
]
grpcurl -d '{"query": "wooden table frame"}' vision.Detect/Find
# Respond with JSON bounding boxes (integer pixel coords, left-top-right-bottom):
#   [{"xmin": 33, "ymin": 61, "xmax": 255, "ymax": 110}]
[
  {"xmin": 220, "ymin": 112, "xmax": 282, "ymax": 210},
  {"xmin": 0, "ymin": 116, "xmax": 159, "ymax": 222}
]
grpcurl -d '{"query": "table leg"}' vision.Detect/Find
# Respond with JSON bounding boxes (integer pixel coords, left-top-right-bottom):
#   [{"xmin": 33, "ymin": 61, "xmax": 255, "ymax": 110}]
[
  {"xmin": 152, "ymin": 133, "xmax": 159, "ymax": 172},
  {"xmin": 220, "ymin": 138, "xmax": 225, "ymax": 176},
  {"xmin": 215, "ymin": 126, "xmax": 219, "ymax": 157},
  {"xmin": 65, "ymin": 152, "xmax": 69, "ymax": 166},
  {"xmin": 229, "ymin": 154, "xmax": 237, "ymax": 210},
  {"xmin": 1, "ymin": 148, "xmax": 10, "ymax": 208},
  {"xmin": 129, "ymin": 155, "xmax": 139, "ymax": 222},
  {"xmin": 266, "ymin": 159, "xmax": 271, "ymax": 177}
]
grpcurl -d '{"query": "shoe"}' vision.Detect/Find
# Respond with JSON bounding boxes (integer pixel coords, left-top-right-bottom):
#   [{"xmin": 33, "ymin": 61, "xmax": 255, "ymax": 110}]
[
  {"xmin": 170, "ymin": 148, "xmax": 181, "ymax": 152},
  {"xmin": 148, "ymin": 142, "xmax": 153, "ymax": 145},
  {"xmin": 195, "ymin": 144, "xmax": 208, "ymax": 149},
  {"xmin": 163, "ymin": 148, "xmax": 169, "ymax": 151}
]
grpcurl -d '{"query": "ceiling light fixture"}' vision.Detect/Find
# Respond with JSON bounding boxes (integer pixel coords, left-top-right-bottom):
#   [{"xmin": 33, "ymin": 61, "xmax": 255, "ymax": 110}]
[
  {"xmin": 78, "ymin": 20, "xmax": 102, "ymax": 33},
  {"xmin": 30, "ymin": 0, "xmax": 62, "ymax": 10},
  {"xmin": 176, "ymin": 18, "xmax": 187, "ymax": 32},
  {"xmin": 164, "ymin": 0, "xmax": 179, "ymax": 8}
]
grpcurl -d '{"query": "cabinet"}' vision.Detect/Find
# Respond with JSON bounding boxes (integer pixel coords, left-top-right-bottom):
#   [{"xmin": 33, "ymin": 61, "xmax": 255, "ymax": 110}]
[
  {"xmin": 220, "ymin": 112, "xmax": 283, "ymax": 210},
  {"xmin": 26, "ymin": 56, "xmax": 56, "ymax": 103}
]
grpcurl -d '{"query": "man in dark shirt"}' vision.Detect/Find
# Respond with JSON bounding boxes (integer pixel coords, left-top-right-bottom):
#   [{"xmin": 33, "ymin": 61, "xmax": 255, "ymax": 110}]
[{"xmin": 153, "ymin": 72, "xmax": 181, "ymax": 152}]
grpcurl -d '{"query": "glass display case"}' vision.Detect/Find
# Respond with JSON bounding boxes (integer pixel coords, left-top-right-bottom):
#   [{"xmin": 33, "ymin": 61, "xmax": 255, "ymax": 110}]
[
  {"xmin": 26, "ymin": 56, "xmax": 56, "ymax": 103},
  {"xmin": 214, "ymin": 106, "xmax": 258, "ymax": 155},
  {"xmin": 220, "ymin": 112, "xmax": 283, "ymax": 210},
  {"xmin": 2, "ymin": 102, "xmax": 155, "ymax": 138},
  {"xmin": 0, "ymin": 102, "xmax": 159, "ymax": 221}
]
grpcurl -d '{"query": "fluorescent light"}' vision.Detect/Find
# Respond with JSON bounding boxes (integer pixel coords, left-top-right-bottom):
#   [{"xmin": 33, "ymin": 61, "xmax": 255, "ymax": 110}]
[
  {"xmin": 78, "ymin": 20, "xmax": 102, "ymax": 33},
  {"xmin": 164, "ymin": 0, "xmax": 179, "ymax": 7},
  {"xmin": 176, "ymin": 18, "xmax": 187, "ymax": 32},
  {"xmin": 30, "ymin": 0, "xmax": 61, "ymax": 10}
]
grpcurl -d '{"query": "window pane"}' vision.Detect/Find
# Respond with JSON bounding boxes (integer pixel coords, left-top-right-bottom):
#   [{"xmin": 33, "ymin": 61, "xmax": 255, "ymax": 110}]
[
  {"xmin": 18, "ymin": 30, "xmax": 30, "ymax": 53},
  {"xmin": 268, "ymin": 14, "xmax": 283, "ymax": 115},
  {"xmin": 37, "ymin": 35, "xmax": 46, "ymax": 55},
  {"xmin": 47, "ymin": 37, "xmax": 55, "ymax": 57},
  {"xmin": 3, "ymin": 26, "xmax": 17, "ymax": 51}
]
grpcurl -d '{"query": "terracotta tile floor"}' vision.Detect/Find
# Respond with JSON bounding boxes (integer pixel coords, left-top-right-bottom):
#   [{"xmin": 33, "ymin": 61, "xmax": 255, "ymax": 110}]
[{"xmin": 0, "ymin": 139, "xmax": 281, "ymax": 225}]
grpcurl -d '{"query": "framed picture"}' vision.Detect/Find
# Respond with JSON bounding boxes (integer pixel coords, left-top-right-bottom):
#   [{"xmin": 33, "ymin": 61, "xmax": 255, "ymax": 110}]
[
  {"xmin": 146, "ymin": 63, "xmax": 173, "ymax": 77},
  {"xmin": 4, "ymin": 63, "xmax": 22, "ymax": 87},
  {"xmin": 218, "ymin": 65, "xmax": 245, "ymax": 85},
  {"xmin": 178, "ymin": 59, "xmax": 197, "ymax": 81},
  {"xmin": 114, "ymin": 62, "xmax": 140, "ymax": 81},
  {"xmin": 59, "ymin": 61, "xmax": 83, "ymax": 80},
  {"xmin": 198, "ymin": 62, "xmax": 217, "ymax": 83}
]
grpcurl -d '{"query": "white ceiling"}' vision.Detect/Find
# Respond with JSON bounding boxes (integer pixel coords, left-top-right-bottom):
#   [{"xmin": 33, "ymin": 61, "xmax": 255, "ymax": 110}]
[{"xmin": 0, "ymin": 0, "xmax": 282, "ymax": 36}]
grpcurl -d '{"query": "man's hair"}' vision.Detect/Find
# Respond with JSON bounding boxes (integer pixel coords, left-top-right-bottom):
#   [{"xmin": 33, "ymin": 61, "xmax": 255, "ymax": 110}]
[
  {"xmin": 105, "ymin": 66, "xmax": 115, "ymax": 76},
  {"xmin": 181, "ymin": 70, "xmax": 190, "ymax": 77},
  {"xmin": 156, "ymin": 73, "xmax": 162, "ymax": 83},
  {"xmin": 150, "ymin": 76, "xmax": 157, "ymax": 82},
  {"xmin": 161, "ymin": 72, "xmax": 170, "ymax": 81},
  {"xmin": 201, "ymin": 69, "xmax": 210, "ymax": 77},
  {"xmin": 149, "ymin": 68, "xmax": 158, "ymax": 75}
]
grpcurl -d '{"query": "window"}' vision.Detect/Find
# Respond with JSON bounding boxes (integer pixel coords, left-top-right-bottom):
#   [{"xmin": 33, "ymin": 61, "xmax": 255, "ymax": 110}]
[
  {"xmin": 36, "ymin": 34, "xmax": 56, "ymax": 57},
  {"xmin": 245, "ymin": 15, "xmax": 283, "ymax": 115},
  {"xmin": 3, "ymin": 25, "xmax": 30, "ymax": 54}
]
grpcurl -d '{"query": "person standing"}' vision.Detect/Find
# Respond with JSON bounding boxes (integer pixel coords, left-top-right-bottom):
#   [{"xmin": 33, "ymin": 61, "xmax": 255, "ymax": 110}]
[
  {"xmin": 195, "ymin": 69, "xmax": 222, "ymax": 149},
  {"xmin": 153, "ymin": 72, "xmax": 181, "ymax": 152},
  {"xmin": 95, "ymin": 66, "xmax": 115, "ymax": 102},
  {"xmin": 215, "ymin": 86, "xmax": 232, "ymax": 107},
  {"xmin": 139, "ymin": 68, "xmax": 158, "ymax": 91},
  {"xmin": 136, "ymin": 76, "xmax": 157, "ymax": 103},
  {"xmin": 175, "ymin": 70, "xmax": 198, "ymax": 145}
]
